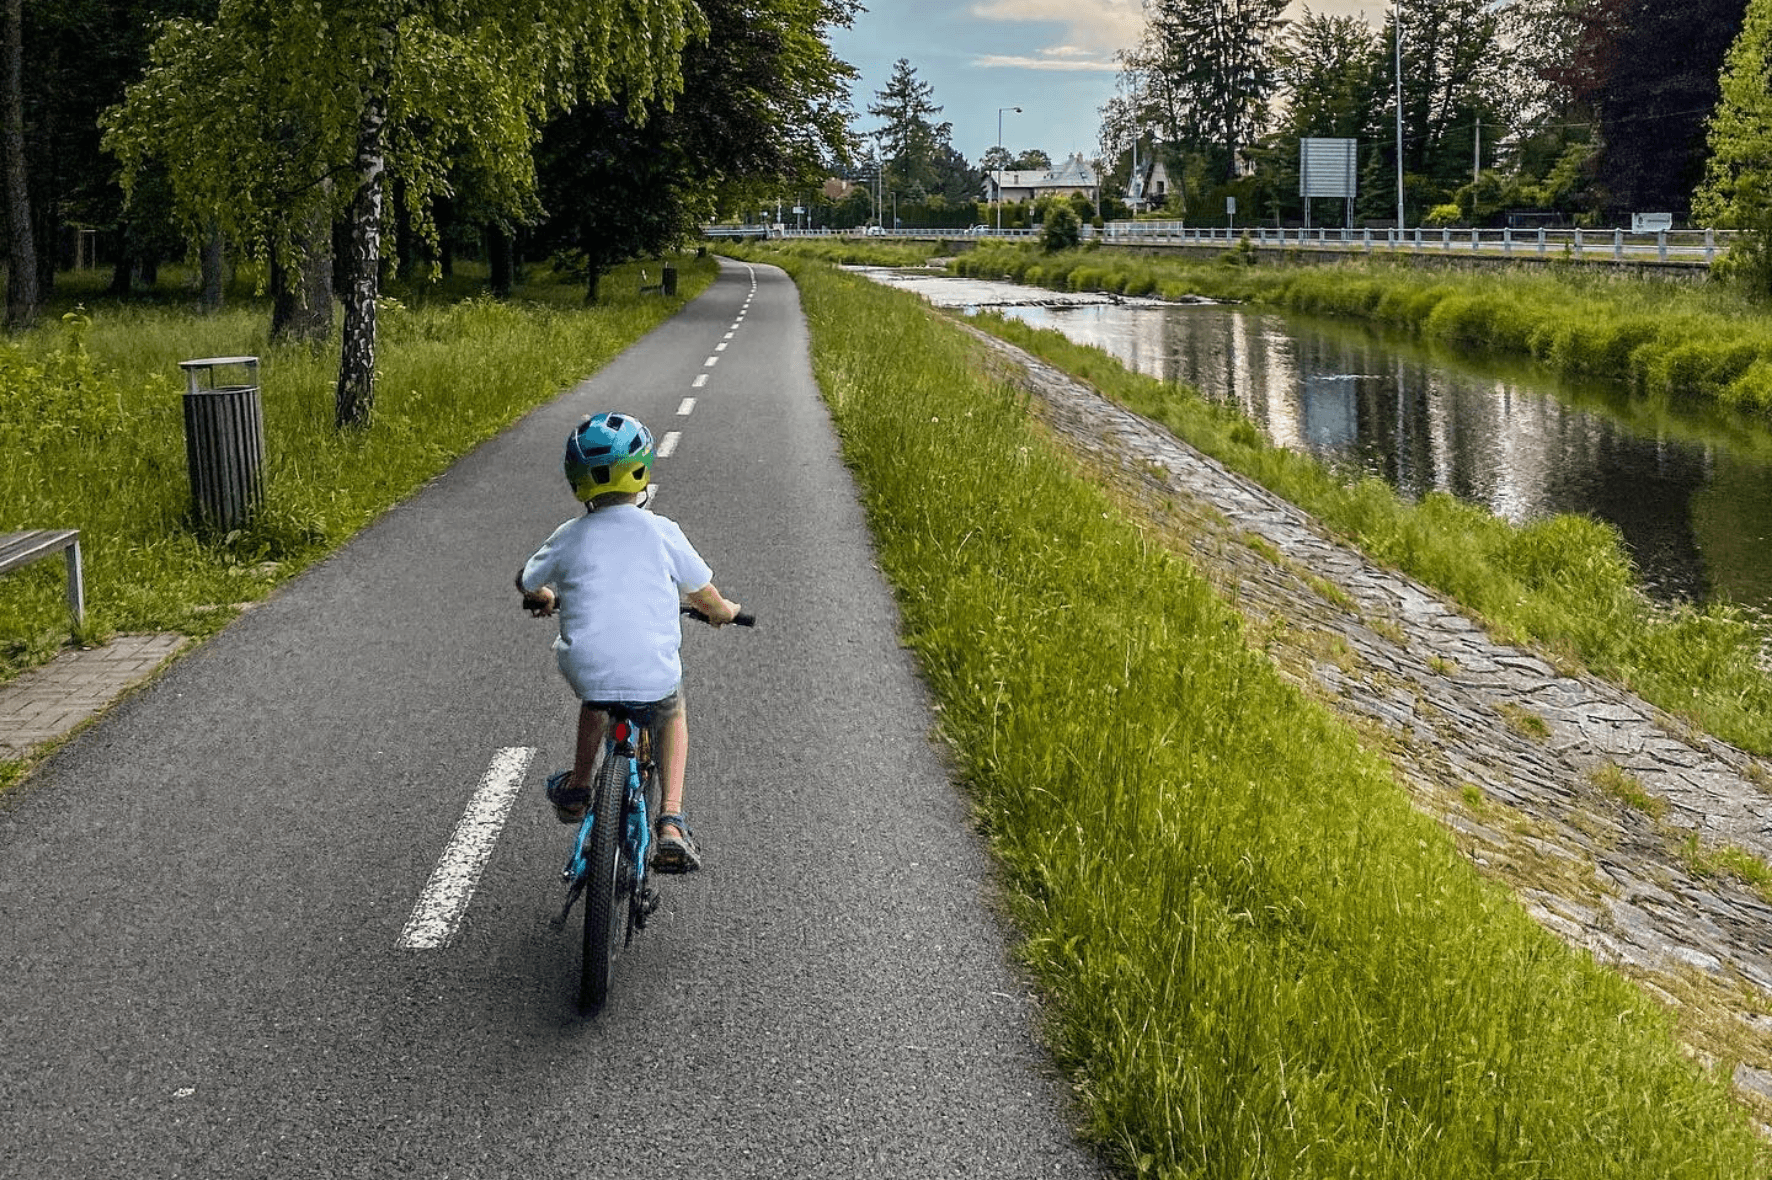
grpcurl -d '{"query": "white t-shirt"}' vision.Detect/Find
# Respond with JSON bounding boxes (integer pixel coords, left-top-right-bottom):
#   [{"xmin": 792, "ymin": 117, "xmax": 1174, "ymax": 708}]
[{"xmin": 520, "ymin": 504, "xmax": 713, "ymax": 702}]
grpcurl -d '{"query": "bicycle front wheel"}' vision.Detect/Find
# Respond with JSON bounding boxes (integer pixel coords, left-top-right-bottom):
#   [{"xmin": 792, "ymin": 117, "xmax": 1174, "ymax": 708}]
[{"xmin": 580, "ymin": 748, "xmax": 626, "ymax": 1014}]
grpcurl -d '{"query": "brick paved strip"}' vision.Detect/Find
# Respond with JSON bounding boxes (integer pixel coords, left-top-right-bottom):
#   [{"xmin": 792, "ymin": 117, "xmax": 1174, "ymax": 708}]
[{"xmin": 0, "ymin": 634, "xmax": 188, "ymax": 762}]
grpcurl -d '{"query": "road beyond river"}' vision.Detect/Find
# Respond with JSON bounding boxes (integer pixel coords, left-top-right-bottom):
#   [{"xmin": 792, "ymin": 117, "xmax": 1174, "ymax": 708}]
[{"xmin": 0, "ymin": 262, "xmax": 1106, "ymax": 1178}]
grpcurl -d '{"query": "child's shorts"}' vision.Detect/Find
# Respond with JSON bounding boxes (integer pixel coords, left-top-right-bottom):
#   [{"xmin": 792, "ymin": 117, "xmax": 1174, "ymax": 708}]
[{"xmin": 581, "ymin": 687, "xmax": 683, "ymax": 728}]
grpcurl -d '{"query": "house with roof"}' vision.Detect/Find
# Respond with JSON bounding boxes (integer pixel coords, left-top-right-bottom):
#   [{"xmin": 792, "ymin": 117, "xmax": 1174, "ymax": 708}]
[
  {"xmin": 1126, "ymin": 154, "xmax": 1177, "ymax": 213},
  {"xmin": 982, "ymin": 153, "xmax": 1099, "ymax": 204}
]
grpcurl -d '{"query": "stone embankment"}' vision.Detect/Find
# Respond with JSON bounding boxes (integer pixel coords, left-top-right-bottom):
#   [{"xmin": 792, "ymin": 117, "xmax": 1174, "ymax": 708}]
[{"xmin": 968, "ymin": 324, "xmax": 1772, "ymax": 1123}]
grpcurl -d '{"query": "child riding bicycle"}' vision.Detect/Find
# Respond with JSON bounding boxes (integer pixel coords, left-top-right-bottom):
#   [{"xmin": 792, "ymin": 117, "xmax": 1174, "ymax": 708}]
[{"xmin": 517, "ymin": 411, "xmax": 742, "ymax": 873}]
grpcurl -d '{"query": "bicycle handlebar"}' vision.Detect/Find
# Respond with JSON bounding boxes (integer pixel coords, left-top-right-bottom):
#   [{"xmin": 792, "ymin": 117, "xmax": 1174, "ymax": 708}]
[
  {"xmin": 681, "ymin": 606, "xmax": 756, "ymax": 628},
  {"xmin": 523, "ymin": 593, "xmax": 754, "ymax": 628}
]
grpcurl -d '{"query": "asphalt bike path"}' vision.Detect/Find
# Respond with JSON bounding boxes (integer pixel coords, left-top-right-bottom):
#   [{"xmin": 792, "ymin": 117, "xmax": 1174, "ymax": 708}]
[{"xmin": 0, "ymin": 262, "xmax": 1103, "ymax": 1178}]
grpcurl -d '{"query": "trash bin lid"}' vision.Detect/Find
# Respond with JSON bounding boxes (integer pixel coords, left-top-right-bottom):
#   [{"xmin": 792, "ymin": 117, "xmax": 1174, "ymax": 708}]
[{"xmin": 178, "ymin": 356, "xmax": 258, "ymax": 370}]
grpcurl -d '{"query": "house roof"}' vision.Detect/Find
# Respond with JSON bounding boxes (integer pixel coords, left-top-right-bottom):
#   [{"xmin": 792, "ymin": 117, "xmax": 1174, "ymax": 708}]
[{"xmin": 993, "ymin": 153, "xmax": 1098, "ymax": 189}]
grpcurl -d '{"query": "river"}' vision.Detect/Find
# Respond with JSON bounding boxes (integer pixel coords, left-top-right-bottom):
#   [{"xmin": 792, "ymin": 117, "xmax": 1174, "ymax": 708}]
[{"xmin": 855, "ymin": 267, "xmax": 1772, "ymax": 617}]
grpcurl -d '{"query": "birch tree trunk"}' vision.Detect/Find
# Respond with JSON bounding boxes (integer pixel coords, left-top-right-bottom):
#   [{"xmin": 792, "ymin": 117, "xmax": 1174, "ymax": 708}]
[
  {"xmin": 3, "ymin": 0, "xmax": 37, "ymax": 330},
  {"xmin": 335, "ymin": 72, "xmax": 388, "ymax": 428}
]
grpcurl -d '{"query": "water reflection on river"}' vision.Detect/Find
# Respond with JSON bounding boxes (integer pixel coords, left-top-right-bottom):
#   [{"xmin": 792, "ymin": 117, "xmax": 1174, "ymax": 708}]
[{"xmin": 855, "ymin": 268, "xmax": 1772, "ymax": 615}]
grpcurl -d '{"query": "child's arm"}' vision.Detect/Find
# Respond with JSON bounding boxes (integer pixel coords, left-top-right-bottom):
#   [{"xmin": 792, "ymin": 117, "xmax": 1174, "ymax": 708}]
[
  {"xmin": 684, "ymin": 582, "xmax": 741, "ymax": 626},
  {"xmin": 515, "ymin": 568, "xmax": 556, "ymax": 616}
]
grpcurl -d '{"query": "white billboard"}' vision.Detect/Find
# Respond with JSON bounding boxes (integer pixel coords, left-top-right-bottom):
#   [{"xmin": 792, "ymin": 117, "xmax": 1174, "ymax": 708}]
[{"xmin": 1300, "ymin": 138, "xmax": 1358, "ymax": 199}]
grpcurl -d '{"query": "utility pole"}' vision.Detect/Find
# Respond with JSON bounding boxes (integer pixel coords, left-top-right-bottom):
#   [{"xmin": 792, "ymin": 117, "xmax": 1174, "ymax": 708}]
[{"xmin": 1394, "ymin": 2, "xmax": 1405, "ymax": 232}]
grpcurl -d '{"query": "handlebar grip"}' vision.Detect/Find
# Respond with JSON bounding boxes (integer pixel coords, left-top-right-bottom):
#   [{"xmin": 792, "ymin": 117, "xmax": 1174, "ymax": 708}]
[{"xmin": 681, "ymin": 606, "xmax": 756, "ymax": 627}]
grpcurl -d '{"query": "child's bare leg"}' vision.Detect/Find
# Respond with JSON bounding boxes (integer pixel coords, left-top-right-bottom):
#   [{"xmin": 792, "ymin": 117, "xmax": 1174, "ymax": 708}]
[
  {"xmin": 571, "ymin": 703, "xmax": 608, "ymax": 790},
  {"xmin": 655, "ymin": 706, "xmax": 689, "ymax": 834}
]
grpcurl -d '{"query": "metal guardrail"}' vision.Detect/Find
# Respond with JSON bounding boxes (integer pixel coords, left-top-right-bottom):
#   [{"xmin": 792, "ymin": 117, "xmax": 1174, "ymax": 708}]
[
  {"xmin": 702, "ymin": 226, "xmax": 1040, "ymax": 240},
  {"xmin": 1098, "ymin": 221, "xmax": 1727, "ymax": 264},
  {"xmin": 704, "ymin": 222, "xmax": 1729, "ymax": 264}
]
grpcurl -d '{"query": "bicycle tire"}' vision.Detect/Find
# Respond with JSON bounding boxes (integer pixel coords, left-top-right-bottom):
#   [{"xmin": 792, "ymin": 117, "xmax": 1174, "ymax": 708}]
[{"xmin": 580, "ymin": 746, "xmax": 626, "ymax": 1014}]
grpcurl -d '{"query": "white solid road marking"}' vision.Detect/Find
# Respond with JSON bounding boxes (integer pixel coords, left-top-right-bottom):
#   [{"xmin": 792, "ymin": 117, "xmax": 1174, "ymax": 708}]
[
  {"xmin": 692, "ymin": 374, "xmax": 709, "ymax": 388},
  {"xmin": 677, "ymin": 397, "xmax": 696, "ymax": 415},
  {"xmin": 397, "ymin": 747, "xmax": 535, "ymax": 949},
  {"xmin": 658, "ymin": 431, "xmax": 681, "ymax": 458}
]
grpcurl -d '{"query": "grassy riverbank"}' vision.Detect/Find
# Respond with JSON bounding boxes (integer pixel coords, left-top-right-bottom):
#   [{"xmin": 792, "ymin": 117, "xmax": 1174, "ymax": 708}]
[
  {"xmin": 767, "ymin": 252, "xmax": 1764, "ymax": 1175},
  {"xmin": 0, "ymin": 258, "xmax": 716, "ymax": 699},
  {"xmin": 951, "ymin": 241, "xmax": 1772, "ymax": 414}
]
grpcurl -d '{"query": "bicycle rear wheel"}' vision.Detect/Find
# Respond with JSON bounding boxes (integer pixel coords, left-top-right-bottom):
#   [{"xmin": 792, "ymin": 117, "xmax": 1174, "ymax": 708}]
[{"xmin": 580, "ymin": 747, "xmax": 626, "ymax": 1014}]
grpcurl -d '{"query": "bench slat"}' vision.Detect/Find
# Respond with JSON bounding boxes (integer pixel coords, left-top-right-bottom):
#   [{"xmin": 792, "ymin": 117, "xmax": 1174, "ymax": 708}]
[{"xmin": 0, "ymin": 529, "xmax": 79, "ymax": 575}]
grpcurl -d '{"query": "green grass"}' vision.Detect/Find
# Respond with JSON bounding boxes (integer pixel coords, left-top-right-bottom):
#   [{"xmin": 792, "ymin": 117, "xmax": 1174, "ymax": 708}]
[
  {"xmin": 0, "ymin": 256, "xmax": 717, "ymax": 685},
  {"xmin": 765, "ymin": 252, "xmax": 1764, "ymax": 1176}
]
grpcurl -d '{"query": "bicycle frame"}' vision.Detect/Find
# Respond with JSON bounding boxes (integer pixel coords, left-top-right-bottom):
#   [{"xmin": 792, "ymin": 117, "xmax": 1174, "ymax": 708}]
[{"xmin": 561, "ymin": 717, "xmax": 656, "ymax": 939}]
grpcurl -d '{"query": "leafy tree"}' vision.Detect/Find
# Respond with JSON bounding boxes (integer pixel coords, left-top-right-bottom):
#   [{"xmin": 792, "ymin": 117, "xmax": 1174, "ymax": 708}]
[
  {"xmin": 1258, "ymin": 9, "xmax": 1383, "ymax": 222},
  {"xmin": 1385, "ymin": 0, "xmax": 1511, "ymax": 211},
  {"xmin": 105, "ymin": 0, "xmax": 697, "ymax": 428},
  {"xmin": 1041, "ymin": 202, "xmax": 1081, "ymax": 251},
  {"xmin": 1581, "ymin": 0, "xmax": 1748, "ymax": 217},
  {"xmin": 534, "ymin": 0, "xmax": 857, "ymax": 298},
  {"xmin": 1010, "ymin": 149, "xmax": 1051, "ymax": 170},
  {"xmin": 1133, "ymin": 0, "xmax": 1289, "ymax": 182},
  {"xmin": 867, "ymin": 58, "xmax": 956, "ymax": 200},
  {"xmin": 1694, "ymin": 0, "xmax": 1772, "ymax": 290}
]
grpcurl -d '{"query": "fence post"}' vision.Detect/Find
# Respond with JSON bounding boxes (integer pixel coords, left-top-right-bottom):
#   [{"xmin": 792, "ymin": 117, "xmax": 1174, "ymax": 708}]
[
  {"xmin": 1363, "ymin": 227, "xmax": 1372, "ymax": 251},
  {"xmin": 1537, "ymin": 227, "xmax": 1546, "ymax": 256},
  {"xmin": 1614, "ymin": 228, "xmax": 1623, "ymax": 261},
  {"xmin": 1503, "ymin": 226, "xmax": 1512, "ymax": 256},
  {"xmin": 1658, "ymin": 231, "xmax": 1667, "ymax": 263},
  {"xmin": 1470, "ymin": 227, "xmax": 1479, "ymax": 253},
  {"xmin": 1706, "ymin": 227, "xmax": 1715, "ymax": 264},
  {"xmin": 1575, "ymin": 227, "xmax": 1583, "ymax": 259}
]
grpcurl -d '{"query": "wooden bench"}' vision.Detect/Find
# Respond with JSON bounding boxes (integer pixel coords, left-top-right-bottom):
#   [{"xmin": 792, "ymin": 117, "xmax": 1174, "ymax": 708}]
[{"xmin": 0, "ymin": 530, "xmax": 85, "ymax": 627}]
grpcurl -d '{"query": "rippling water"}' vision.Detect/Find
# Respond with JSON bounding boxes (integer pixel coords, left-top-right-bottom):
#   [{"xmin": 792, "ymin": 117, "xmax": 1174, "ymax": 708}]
[{"xmin": 855, "ymin": 267, "xmax": 1772, "ymax": 615}]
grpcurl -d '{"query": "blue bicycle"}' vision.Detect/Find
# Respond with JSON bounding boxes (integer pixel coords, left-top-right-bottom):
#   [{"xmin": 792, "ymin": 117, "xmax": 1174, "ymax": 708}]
[{"xmin": 550, "ymin": 605, "xmax": 754, "ymax": 1014}]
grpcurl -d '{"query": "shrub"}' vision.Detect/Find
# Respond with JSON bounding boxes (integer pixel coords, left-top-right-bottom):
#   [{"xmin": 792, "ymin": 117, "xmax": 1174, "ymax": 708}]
[{"xmin": 1042, "ymin": 205, "xmax": 1082, "ymax": 253}]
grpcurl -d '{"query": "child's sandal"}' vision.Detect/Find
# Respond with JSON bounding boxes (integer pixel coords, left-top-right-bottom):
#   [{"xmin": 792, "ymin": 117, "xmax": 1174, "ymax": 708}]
[
  {"xmin": 652, "ymin": 812, "xmax": 702, "ymax": 874},
  {"xmin": 544, "ymin": 769, "xmax": 590, "ymax": 824}
]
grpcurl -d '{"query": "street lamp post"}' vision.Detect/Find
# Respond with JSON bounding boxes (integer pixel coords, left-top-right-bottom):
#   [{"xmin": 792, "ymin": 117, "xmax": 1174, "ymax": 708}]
[
  {"xmin": 996, "ymin": 105, "xmax": 1021, "ymax": 233},
  {"xmin": 1394, "ymin": 2, "xmax": 1405, "ymax": 232}
]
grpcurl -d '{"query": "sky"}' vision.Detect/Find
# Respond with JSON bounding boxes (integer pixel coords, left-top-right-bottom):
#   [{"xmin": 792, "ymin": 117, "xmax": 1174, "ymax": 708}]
[{"xmin": 829, "ymin": 0, "xmax": 1381, "ymax": 167}]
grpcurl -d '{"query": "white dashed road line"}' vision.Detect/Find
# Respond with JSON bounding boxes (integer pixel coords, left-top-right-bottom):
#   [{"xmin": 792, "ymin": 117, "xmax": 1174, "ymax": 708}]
[
  {"xmin": 704, "ymin": 356, "xmax": 719, "ymax": 367},
  {"xmin": 397, "ymin": 746, "xmax": 535, "ymax": 949},
  {"xmin": 658, "ymin": 431, "xmax": 681, "ymax": 458},
  {"xmin": 678, "ymin": 397, "xmax": 696, "ymax": 415},
  {"xmin": 692, "ymin": 374, "xmax": 708, "ymax": 388}
]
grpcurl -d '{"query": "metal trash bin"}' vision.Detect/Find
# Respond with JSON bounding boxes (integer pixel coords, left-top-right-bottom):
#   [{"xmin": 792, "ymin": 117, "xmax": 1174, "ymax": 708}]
[
  {"xmin": 179, "ymin": 356, "xmax": 264, "ymax": 535},
  {"xmin": 662, "ymin": 265, "xmax": 677, "ymax": 296}
]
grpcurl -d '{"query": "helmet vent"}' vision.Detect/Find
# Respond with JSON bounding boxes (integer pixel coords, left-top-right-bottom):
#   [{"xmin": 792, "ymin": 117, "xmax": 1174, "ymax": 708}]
[
  {"xmin": 627, "ymin": 437, "xmax": 643, "ymax": 453},
  {"xmin": 607, "ymin": 414, "xmax": 626, "ymax": 429},
  {"xmin": 586, "ymin": 445, "xmax": 612, "ymax": 457},
  {"xmin": 592, "ymin": 465, "xmax": 611, "ymax": 483}
]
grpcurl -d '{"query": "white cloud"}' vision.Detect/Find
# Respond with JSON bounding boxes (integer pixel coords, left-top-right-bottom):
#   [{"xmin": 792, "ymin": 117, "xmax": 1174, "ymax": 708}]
[
  {"xmin": 974, "ymin": 51, "xmax": 1123, "ymax": 72},
  {"xmin": 968, "ymin": 0, "xmax": 1144, "ymax": 58}
]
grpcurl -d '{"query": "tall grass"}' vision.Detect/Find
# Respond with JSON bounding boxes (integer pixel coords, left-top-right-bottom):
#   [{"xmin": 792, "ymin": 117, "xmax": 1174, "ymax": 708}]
[
  {"xmin": 778, "ymin": 254, "xmax": 1765, "ymax": 1176},
  {"xmin": 0, "ymin": 258, "xmax": 715, "ymax": 682},
  {"xmin": 951, "ymin": 243, "xmax": 1772, "ymax": 413}
]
